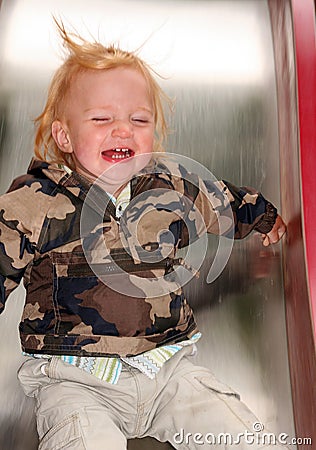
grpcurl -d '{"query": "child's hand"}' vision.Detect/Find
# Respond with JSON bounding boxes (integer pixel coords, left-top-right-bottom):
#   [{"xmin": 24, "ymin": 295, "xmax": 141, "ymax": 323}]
[{"xmin": 261, "ymin": 215, "xmax": 287, "ymax": 246}]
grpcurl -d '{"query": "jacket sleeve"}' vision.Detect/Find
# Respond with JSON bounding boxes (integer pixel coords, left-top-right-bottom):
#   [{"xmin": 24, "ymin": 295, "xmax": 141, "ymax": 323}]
[
  {"xmin": 0, "ymin": 194, "xmax": 36, "ymax": 314},
  {"xmin": 182, "ymin": 175, "xmax": 278, "ymax": 241},
  {"xmin": 221, "ymin": 179, "xmax": 277, "ymax": 238}
]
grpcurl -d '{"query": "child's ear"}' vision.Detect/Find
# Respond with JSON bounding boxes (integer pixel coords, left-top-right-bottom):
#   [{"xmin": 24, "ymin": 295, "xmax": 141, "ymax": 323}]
[{"xmin": 52, "ymin": 120, "xmax": 73, "ymax": 153}]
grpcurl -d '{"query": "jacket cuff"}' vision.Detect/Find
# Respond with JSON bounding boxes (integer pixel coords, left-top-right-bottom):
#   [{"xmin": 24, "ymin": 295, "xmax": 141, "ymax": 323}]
[{"xmin": 254, "ymin": 201, "xmax": 278, "ymax": 234}]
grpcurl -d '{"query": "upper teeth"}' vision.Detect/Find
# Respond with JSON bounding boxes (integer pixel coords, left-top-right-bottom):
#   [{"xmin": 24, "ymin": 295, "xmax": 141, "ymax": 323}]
[{"xmin": 114, "ymin": 148, "xmax": 129, "ymax": 152}]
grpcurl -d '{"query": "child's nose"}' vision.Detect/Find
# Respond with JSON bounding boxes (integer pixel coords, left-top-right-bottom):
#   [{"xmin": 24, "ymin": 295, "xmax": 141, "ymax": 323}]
[{"xmin": 111, "ymin": 120, "xmax": 132, "ymax": 138}]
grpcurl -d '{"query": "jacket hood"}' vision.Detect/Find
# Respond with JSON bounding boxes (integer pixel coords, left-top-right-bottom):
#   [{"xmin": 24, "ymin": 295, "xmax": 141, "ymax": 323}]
[
  {"xmin": 25, "ymin": 158, "xmax": 98, "ymax": 203},
  {"xmin": 27, "ymin": 158, "xmax": 70, "ymax": 186}
]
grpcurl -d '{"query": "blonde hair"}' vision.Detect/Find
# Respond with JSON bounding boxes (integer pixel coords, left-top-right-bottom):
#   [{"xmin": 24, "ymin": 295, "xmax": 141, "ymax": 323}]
[{"xmin": 34, "ymin": 19, "xmax": 171, "ymax": 168}]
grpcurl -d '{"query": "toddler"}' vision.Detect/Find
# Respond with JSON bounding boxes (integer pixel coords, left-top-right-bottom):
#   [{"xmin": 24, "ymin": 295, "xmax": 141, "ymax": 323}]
[{"xmin": 0, "ymin": 21, "xmax": 287, "ymax": 449}]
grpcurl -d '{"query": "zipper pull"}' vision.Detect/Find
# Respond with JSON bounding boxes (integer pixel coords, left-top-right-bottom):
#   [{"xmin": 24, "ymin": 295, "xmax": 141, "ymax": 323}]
[{"xmin": 172, "ymin": 258, "xmax": 200, "ymax": 279}]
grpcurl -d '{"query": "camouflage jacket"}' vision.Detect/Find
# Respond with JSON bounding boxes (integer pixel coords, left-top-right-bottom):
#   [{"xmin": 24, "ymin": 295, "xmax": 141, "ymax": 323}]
[{"xmin": 0, "ymin": 157, "xmax": 277, "ymax": 357}]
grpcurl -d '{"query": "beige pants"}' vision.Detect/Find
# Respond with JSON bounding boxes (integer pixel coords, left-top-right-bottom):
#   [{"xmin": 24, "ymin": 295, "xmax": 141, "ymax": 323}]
[{"xmin": 18, "ymin": 347, "xmax": 288, "ymax": 450}]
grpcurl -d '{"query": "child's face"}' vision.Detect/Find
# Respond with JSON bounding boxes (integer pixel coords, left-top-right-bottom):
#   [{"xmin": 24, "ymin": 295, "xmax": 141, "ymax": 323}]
[{"xmin": 52, "ymin": 67, "xmax": 155, "ymax": 192}]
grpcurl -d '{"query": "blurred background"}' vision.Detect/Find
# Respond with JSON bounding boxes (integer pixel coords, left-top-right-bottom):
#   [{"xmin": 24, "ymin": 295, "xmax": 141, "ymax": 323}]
[{"xmin": 0, "ymin": 0, "xmax": 306, "ymax": 448}]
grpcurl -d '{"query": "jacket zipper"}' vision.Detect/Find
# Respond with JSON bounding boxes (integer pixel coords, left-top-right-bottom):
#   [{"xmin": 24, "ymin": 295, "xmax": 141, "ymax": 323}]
[{"xmin": 65, "ymin": 257, "xmax": 199, "ymax": 278}]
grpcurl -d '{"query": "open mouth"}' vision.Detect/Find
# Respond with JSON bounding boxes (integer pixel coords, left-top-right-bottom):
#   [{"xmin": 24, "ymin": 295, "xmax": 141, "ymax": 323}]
[{"xmin": 101, "ymin": 148, "xmax": 135, "ymax": 163}]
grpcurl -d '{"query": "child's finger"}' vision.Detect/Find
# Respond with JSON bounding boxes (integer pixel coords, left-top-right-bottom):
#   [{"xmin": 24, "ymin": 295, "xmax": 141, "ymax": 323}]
[
  {"xmin": 262, "ymin": 234, "xmax": 270, "ymax": 246},
  {"xmin": 277, "ymin": 224, "xmax": 286, "ymax": 240}
]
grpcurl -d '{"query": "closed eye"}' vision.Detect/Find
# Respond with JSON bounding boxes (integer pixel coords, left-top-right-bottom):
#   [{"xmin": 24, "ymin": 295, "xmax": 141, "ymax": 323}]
[
  {"xmin": 131, "ymin": 118, "xmax": 150, "ymax": 124},
  {"xmin": 92, "ymin": 117, "xmax": 111, "ymax": 122}
]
